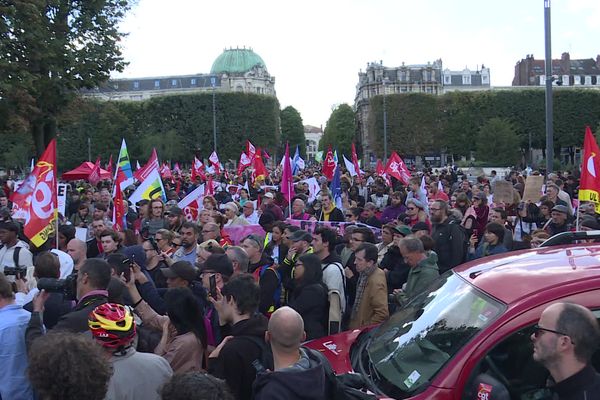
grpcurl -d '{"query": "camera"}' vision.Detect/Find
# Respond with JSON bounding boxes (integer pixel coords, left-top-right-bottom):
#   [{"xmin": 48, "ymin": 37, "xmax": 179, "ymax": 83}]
[
  {"xmin": 4, "ymin": 266, "xmax": 27, "ymax": 277},
  {"xmin": 37, "ymin": 273, "xmax": 78, "ymax": 301}
]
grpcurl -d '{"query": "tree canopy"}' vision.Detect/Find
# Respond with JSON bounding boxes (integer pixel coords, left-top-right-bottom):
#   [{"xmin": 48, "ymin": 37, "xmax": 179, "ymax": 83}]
[
  {"xmin": 0, "ymin": 0, "xmax": 132, "ymax": 155},
  {"xmin": 320, "ymin": 103, "xmax": 356, "ymax": 157},
  {"xmin": 280, "ymin": 106, "xmax": 305, "ymax": 157}
]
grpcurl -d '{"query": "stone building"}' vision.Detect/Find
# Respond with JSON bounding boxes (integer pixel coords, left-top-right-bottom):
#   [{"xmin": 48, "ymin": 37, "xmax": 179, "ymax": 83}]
[
  {"xmin": 513, "ymin": 52, "xmax": 600, "ymax": 87},
  {"xmin": 304, "ymin": 125, "xmax": 323, "ymax": 162},
  {"xmin": 355, "ymin": 60, "xmax": 491, "ymax": 162},
  {"xmin": 83, "ymin": 47, "xmax": 276, "ymax": 100}
]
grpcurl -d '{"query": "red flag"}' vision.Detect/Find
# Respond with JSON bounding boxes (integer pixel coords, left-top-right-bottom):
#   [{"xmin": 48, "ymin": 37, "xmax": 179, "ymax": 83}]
[
  {"xmin": 281, "ymin": 143, "xmax": 295, "ymax": 203},
  {"xmin": 191, "ymin": 157, "xmax": 206, "ymax": 181},
  {"xmin": 22, "ymin": 139, "xmax": 57, "ymax": 247},
  {"xmin": 134, "ymin": 148, "xmax": 159, "ymax": 182},
  {"xmin": 206, "ymin": 175, "xmax": 214, "ymax": 196},
  {"xmin": 579, "ymin": 126, "xmax": 600, "ymax": 211},
  {"xmin": 237, "ymin": 151, "xmax": 252, "ymax": 175},
  {"xmin": 262, "ymin": 149, "xmax": 271, "ymax": 160},
  {"xmin": 385, "ymin": 152, "xmax": 411, "ymax": 185},
  {"xmin": 209, "ymin": 151, "xmax": 221, "ymax": 175},
  {"xmin": 112, "ymin": 167, "xmax": 127, "ymax": 232},
  {"xmin": 173, "ymin": 162, "xmax": 182, "ymax": 175},
  {"xmin": 88, "ymin": 157, "xmax": 102, "ymax": 186},
  {"xmin": 160, "ymin": 162, "xmax": 173, "ymax": 179},
  {"xmin": 178, "ymin": 183, "xmax": 205, "ymax": 221},
  {"xmin": 322, "ymin": 147, "xmax": 336, "ymax": 181},
  {"xmin": 351, "ymin": 143, "xmax": 361, "ymax": 179},
  {"xmin": 106, "ymin": 154, "xmax": 113, "ymax": 176},
  {"xmin": 246, "ymin": 140, "xmax": 256, "ymax": 159},
  {"xmin": 252, "ymin": 147, "xmax": 268, "ymax": 182}
]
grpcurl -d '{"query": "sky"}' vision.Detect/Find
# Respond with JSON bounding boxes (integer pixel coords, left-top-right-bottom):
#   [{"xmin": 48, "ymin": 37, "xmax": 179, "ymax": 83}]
[{"xmin": 115, "ymin": 0, "xmax": 600, "ymax": 130}]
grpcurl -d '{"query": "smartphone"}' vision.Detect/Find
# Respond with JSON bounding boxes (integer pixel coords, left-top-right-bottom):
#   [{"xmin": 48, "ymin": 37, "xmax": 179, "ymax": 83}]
[
  {"xmin": 121, "ymin": 258, "xmax": 132, "ymax": 282},
  {"xmin": 209, "ymin": 274, "xmax": 217, "ymax": 298}
]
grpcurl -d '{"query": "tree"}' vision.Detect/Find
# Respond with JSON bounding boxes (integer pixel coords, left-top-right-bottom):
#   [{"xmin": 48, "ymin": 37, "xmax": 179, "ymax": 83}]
[
  {"xmin": 0, "ymin": 0, "xmax": 132, "ymax": 155},
  {"xmin": 141, "ymin": 130, "xmax": 187, "ymax": 163},
  {"xmin": 476, "ymin": 118, "xmax": 521, "ymax": 165},
  {"xmin": 321, "ymin": 104, "xmax": 355, "ymax": 157},
  {"xmin": 280, "ymin": 106, "xmax": 305, "ymax": 157}
]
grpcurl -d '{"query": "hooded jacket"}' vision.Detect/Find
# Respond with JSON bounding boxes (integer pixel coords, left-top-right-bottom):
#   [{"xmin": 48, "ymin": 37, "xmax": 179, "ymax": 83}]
[
  {"xmin": 249, "ymin": 253, "xmax": 281, "ymax": 316},
  {"xmin": 432, "ymin": 215, "xmax": 466, "ymax": 273},
  {"xmin": 252, "ymin": 348, "xmax": 329, "ymax": 400},
  {"xmin": 208, "ymin": 314, "xmax": 269, "ymax": 400}
]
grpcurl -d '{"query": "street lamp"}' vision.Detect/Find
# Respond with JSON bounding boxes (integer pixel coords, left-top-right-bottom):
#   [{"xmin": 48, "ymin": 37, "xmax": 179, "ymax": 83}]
[
  {"xmin": 211, "ymin": 76, "xmax": 217, "ymax": 153},
  {"xmin": 544, "ymin": 0, "xmax": 553, "ymax": 173},
  {"xmin": 382, "ymin": 78, "xmax": 389, "ymax": 163}
]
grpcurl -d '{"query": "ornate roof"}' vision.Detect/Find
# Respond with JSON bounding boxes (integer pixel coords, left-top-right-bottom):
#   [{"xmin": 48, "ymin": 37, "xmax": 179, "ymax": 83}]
[{"xmin": 210, "ymin": 47, "xmax": 267, "ymax": 75}]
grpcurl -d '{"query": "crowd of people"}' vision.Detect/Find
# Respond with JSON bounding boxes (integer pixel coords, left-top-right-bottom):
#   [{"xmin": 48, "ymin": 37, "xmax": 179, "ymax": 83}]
[{"xmin": 0, "ymin": 162, "xmax": 599, "ymax": 400}]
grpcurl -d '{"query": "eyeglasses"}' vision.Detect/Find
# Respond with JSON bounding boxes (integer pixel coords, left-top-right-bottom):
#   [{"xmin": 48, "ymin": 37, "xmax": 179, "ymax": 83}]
[
  {"xmin": 532, "ymin": 324, "xmax": 574, "ymax": 344},
  {"xmin": 244, "ymin": 234, "xmax": 262, "ymax": 248},
  {"xmin": 351, "ymin": 237, "xmax": 364, "ymax": 242},
  {"xmin": 407, "ymin": 207, "xmax": 416, "ymax": 211},
  {"xmin": 345, "ymin": 214, "xmax": 353, "ymax": 218},
  {"xmin": 172, "ymin": 243, "xmax": 182, "ymax": 247},
  {"xmin": 202, "ymin": 230, "xmax": 214, "ymax": 234}
]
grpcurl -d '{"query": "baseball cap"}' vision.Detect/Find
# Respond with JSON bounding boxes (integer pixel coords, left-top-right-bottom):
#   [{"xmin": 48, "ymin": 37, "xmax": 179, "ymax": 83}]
[
  {"xmin": 393, "ymin": 225, "xmax": 412, "ymax": 237},
  {"xmin": 160, "ymin": 261, "xmax": 198, "ymax": 282},
  {"xmin": 166, "ymin": 206, "xmax": 183, "ymax": 216},
  {"xmin": 264, "ymin": 192, "xmax": 274, "ymax": 199},
  {"xmin": 551, "ymin": 205, "xmax": 569, "ymax": 215},
  {"xmin": 289, "ymin": 230, "xmax": 313, "ymax": 243},
  {"xmin": 197, "ymin": 253, "xmax": 233, "ymax": 277},
  {"xmin": 411, "ymin": 222, "xmax": 430, "ymax": 233},
  {"xmin": 222, "ymin": 202, "xmax": 238, "ymax": 213}
]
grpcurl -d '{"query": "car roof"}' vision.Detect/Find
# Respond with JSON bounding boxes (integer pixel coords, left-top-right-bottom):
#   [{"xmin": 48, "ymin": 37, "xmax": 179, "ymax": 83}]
[{"xmin": 454, "ymin": 243, "xmax": 600, "ymax": 304}]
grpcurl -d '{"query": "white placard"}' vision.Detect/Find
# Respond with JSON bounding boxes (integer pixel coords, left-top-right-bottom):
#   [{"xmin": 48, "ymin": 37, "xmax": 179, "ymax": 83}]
[{"xmin": 57, "ymin": 183, "xmax": 68, "ymax": 217}]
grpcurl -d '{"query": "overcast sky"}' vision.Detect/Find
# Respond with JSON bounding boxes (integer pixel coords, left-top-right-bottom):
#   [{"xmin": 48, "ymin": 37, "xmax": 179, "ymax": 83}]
[{"xmin": 115, "ymin": 0, "xmax": 600, "ymax": 130}]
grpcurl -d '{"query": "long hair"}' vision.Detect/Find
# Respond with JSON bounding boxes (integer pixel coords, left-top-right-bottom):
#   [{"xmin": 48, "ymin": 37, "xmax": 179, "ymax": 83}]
[
  {"xmin": 164, "ymin": 287, "xmax": 207, "ymax": 347},
  {"xmin": 296, "ymin": 253, "xmax": 325, "ymax": 289}
]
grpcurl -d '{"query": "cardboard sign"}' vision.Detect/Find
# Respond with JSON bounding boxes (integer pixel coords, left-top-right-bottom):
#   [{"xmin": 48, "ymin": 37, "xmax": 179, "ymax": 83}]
[
  {"xmin": 522, "ymin": 175, "xmax": 544, "ymax": 203},
  {"xmin": 57, "ymin": 183, "xmax": 68, "ymax": 217},
  {"xmin": 493, "ymin": 181, "xmax": 514, "ymax": 204}
]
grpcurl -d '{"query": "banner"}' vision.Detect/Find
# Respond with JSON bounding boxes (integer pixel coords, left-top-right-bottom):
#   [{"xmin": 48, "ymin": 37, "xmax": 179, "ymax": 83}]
[
  {"xmin": 579, "ymin": 126, "xmax": 600, "ymax": 212},
  {"xmin": 286, "ymin": 219, "xmax": 382, "ymax": 241},
  {"xmin": 23, "ymin": 139, "xmax": 58, "ymax": 247},
  {"xmin": 112, "ymin": 168, "xmax": 127, "ymax": 232},
  {"xmin": 128, "ymin": 168, "xmax": 167, "ymax": 204}
]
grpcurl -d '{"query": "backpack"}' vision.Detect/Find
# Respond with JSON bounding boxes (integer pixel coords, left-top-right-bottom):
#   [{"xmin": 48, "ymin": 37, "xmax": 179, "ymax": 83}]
[
  {"xmin": 252, "ymin": 264, "xmax": 282, "ymax": 316},
  {"xmin": 322, "ymin": 261, "xmax": 345, "ymax": 335},
  {"xmin": 447, "ymin": 219, "xmax": 468, "ymax": 265},
  {"xmin": 0, "ymin": 244, "xmax": 21, "ymax": 268}
]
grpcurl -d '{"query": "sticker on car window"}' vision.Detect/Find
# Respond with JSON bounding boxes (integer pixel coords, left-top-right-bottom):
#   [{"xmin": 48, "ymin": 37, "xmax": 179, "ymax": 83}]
[
  {"xmin": 477, "ymin": 383, "xmax": 493, "ymax": 400},
  {"xmin": 403, "ymin": 370, "xmax": 421, "ymax": 388},
  {"xmin": 478, "ymin": 313, "xmax": 489, "ymax": 323}
]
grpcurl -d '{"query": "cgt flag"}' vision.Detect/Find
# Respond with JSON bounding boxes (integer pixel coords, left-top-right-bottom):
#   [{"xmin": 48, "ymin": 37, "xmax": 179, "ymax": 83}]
[
  {"xmin": 112, "ymin": 167, "xmax": 127, "ymax": 232},
  {"xmin": 579, "ymin": 126, "xmax": 600, "ymax": 212},
  {"xmin": 128, "ymin": 168, "xmax": 167, "ymax": 204},
  {"xmin": 385, "ymin": 152, "xmax": 411, "ymax": 185},
  {"xmin": 22, "ymin": 139, "xmax": 58, "ymax": 247}
]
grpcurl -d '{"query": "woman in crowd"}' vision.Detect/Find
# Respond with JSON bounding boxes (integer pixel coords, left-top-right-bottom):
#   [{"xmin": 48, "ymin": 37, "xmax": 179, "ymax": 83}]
[
  {"xmin": 265, "ymin": 221, "xmax": 288, "ymax": 265},
  {"xmin": 202, "ymin": 195, "xmax": 218, "ymax": 211},
  {"xmin": 70, "ymin": 203, "xmax": 92, "ymax": 227},
  {"xmin": 126, "ymin": 281, "xmax": 206, "ymax": 374},
  {"xmin": 376, "ymin": 224, "xmax": 394, "ymax": 265},
  {"xmin": 454, "ymin": 192, "xmax": 471, "ymax": 217},
  {"xmin": 513, "ymin": 202, "xmax": 539, "ymax": 242},
  {"xmin": 467, "ymin": 222, "xmax": 509, "ymax": 260},
  {"xmin": 287, "ymin": 253, "xmax": 329, "ymax": 340},
  {"xmin": 461, "ymin": 194, "xmax": 489, "ymax": 239},
  {"xmin": 57, "ymin": 225, "xmax": 76, "ymax": 253}
]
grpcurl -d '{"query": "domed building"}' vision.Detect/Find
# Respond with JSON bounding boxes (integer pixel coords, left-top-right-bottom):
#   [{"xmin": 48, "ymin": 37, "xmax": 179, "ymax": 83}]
[{"xmin": 84, "ymin": 47, "xmax": 276, "ymax": 100}]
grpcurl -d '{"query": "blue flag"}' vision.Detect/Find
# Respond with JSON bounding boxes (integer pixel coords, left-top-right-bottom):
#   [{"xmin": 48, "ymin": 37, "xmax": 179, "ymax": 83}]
[{"xmin": 329, "ymin": 166, "xmax": 342, "ymax": 209}]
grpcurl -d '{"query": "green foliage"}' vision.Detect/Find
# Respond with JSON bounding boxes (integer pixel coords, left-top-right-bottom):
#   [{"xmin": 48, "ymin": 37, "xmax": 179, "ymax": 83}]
[
  {"xmin": 280, "ymin": 106, "xmax": 305, "ymax": 157},
  {"xmin": 366, "ymin": 89, "xmax": 600, "ymax": 164},
  {"xmin": 0, "ymin": 0, "xmax": 131, "ymax": 155},
  {"xmin": 476, "ymin": 118, "xmax": 521, "ymax": 165},
  {"xmin": 56, "ymin": 92, "xmax": 281, "ymax": 170},
  {"xmin": 0, "ymin": 132, "xmax": 35, "ymax": 172},
  {"xmin": 321, "ymin": 104, "xmax": 355, "ymax": 157}
]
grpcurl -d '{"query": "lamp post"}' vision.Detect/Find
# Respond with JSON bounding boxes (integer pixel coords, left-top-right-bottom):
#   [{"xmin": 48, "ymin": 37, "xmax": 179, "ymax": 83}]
[
  {"xmin": 211, "ymin": 76, "xmax": 217, "ymax": 153},
  {"xmin": 382, "ymin": 78, "xmax": 389, "ymax": 163},
  {"xmin": 544, "ymin": 0, "xmax": 553, "ymax": 173}
]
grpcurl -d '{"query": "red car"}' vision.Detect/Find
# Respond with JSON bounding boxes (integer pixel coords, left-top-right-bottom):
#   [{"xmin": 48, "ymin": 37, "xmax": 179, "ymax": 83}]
[{"xmin": 305, "ymin": 236, "xmax": 600, "ymax": 399}]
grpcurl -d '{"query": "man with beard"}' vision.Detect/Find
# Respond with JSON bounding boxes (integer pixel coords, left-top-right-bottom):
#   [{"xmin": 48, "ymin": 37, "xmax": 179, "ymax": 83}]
[
  {"xmin": 165, "ymin": 206, "xmax": 185, "ymax": 233},
  {"xmin": 430, "ymin": 200, "xmax": 466, "ymax": 274}
]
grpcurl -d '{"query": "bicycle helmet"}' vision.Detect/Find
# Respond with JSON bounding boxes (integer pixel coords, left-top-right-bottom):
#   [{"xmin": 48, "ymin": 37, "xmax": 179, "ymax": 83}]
[{"xmin": 88, "ymin": 303, "xmax": 136, "ymax": 348}]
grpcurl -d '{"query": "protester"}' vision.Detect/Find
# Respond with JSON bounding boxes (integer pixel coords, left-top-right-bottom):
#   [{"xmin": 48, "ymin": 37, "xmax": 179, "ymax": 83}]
[
  {"xmin": 430, "ymin": 200, "xmax": 466, "ymax": 273},
  {"xmin": 545, "ymin": 205, "xmax": 572, "ymax": 236},
  {"xmin": 142, "ymin": 198, "xmax": 169, "ymax": 236},
  {"xmin": 67, "ymin": 238, "xmax": 88, "ymax": 271},
  {"xmin": 317, "ymin": 191, "xmax": 344, "ymax": 222},
  {"xmin": 241, "ymin": 234, "xmax": 281, "ymax": 316},
  {"xmin": 173, "ymin": 222, "xmax": 200, "ymax": 264},
  {"xmin": 393, "ymin": 237, "xmax": 440, "ymax": 306},
  {"xmin": 88, "ymin": 302, "xmax": 173, "ymax": 399},
  {"xmin": 161, "ymin": 372, "xmax": 235, "ymax": 400},
  {"xmin": 0, "ymin": 220, "xmax": 34, "ymax": 275},
  {"xmin": 468, "ymin": 222, "xmax": 509, "ymax": 260}
]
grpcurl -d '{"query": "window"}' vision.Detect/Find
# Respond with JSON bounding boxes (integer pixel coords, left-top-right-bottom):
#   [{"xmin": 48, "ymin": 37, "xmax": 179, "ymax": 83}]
[
  {"xmin": 462, "ymin": 74, "xmax": 471, "ymax": 85},
  {"xmin": 154, "ymin": 80, "xmax": 160, "ymax": 89},
  {"xmin": 574, "ymin": 76, "xmax": 581, "ymax": 85},
  {"xmin": 585, "ymin": 76, "xmax": 592, "ymax": 85},
  {"xmin": 171, "ymin": 79, "xmax": 177, "ymax": 86},
  {"xmin": 562, "ymin": 75, "xmax": 570, "ymax": 86},
  {"xmin": 481, "ymin": 74, "xmax": 489, "ymax": 84},
  {"xmin": 133, "ymin": 81, "xmax": 139, "ymax": 89},
  {"xmin": 539, "ymin": 75, "xmax": 546, "ymax": 85},
  {"xmin": 191, "ymin": 78, "xmax": 197, "ymax": 86},
  {"xmin": 444, "ymin": 75, "xmax": 452, "ymax": 85}
]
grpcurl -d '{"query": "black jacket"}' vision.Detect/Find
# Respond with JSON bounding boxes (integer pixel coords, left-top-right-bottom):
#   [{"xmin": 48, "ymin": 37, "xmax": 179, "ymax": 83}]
[
  {"xmin": 550, "ymin": 364, "xmax": 600, "ymax": 400},
  {"xmin": 252, "ymin": 348, "xmax": 329, "ymax": 400},
  {"xmin": 380, "ymin": 245, "xmax": 410, "ymax": 293},
  {"xmin": 24, "ymin": 292, "xmax": 72, "ymax": 329},
  {"xmin": 432, "ymin": 216, "xmax": 466, "ymax": 273},
  {"xmin": 288, "ymin": 282, "xmax": 328, "ymax": 340},
  {"xmin": 249, "ymin": 253, "xmax": 280, "ymax": 316},
  {"xmin": 318, "ymin": 207, "xmax": 345, "ymax": 222},
  {"xmin": 86, "ymin": 237, "xmax": 101, "ymax": 258},
  {"xmin": 208, "ymin": 314, "xmax": 269, "ymax": 400}
]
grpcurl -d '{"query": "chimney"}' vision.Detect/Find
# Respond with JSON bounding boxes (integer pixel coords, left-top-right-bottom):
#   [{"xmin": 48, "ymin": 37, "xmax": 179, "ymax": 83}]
[{"xmin": 596, "ymin": 55, "xmax": 600, "ymax": 69}]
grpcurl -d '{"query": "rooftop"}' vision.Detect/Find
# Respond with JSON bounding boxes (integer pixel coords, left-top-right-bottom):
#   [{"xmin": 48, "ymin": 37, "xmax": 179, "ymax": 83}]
[{"xmin": 210, "ymin": 47, "xmax": 267, "ymax": 75}]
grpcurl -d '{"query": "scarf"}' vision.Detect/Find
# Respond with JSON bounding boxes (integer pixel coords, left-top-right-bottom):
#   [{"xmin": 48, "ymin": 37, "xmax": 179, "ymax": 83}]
[{"xmin": 351, "ymin": 264, "xmax": 378, "ymax": 319}]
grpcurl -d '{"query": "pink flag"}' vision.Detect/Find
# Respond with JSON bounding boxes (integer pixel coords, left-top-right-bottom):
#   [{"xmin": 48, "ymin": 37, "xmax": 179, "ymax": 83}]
[
  {"xmin": 281, "ymin": 143, "xmax": 295, "ymax": 203},
  {"xmin": 88, "ymin": 158, "xmax": 102, "ymax": 185},
  {"xmin": 209, "ymin": 151, "xmax": 221, "ymax": 175},
  {"xmin": 134, "ymin": 148, "xmax": 159, "ymax": 182}
]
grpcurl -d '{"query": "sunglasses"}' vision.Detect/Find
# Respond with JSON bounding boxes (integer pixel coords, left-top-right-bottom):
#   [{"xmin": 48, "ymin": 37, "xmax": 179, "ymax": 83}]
[{"xmin": 532, "ymin": 324, "xmax": 574, "ymax": 344}]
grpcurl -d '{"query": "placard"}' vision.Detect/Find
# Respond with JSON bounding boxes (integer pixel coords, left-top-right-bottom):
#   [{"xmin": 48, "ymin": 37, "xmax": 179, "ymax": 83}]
[
  {"xmin": 522, "ymin": 176, "xmax": 544, "ymax": 203},
  {"xmin": 57, "ymin": 183, "xmax": 68, "ymax": 217},
  {"xmin": 493, "ymin": 181, "xmax": 514, "ymax": 204}
]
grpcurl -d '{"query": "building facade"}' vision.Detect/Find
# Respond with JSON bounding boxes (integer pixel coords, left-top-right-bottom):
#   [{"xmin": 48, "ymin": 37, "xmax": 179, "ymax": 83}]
[
  {"xmin": 355, "ymin": 60, "xmax": 491, "ymax": 161},
  {"xmin": 83, "ymin": 47, "xmax": 276, "ymax": 101},
  {"xmin": 513, "ymin": 52, "xmax": 600, "ymax": 86},
  {"xmin": 304, "ymin": 125, "xmax": 323, "ymax": 162}
]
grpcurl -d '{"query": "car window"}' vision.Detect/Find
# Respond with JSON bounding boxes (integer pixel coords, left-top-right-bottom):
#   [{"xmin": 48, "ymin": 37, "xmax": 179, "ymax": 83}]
[
  {"xmin": 367, "ymin": 272, "xmax": 505, "ymax": 398},
  {"xmin": 462, "ymin": 310, "xmax": 600, "ymax": 400}
]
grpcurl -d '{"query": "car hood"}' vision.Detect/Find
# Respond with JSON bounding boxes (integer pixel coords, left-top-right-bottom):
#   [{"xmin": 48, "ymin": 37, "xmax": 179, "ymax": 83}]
[{"xmin": 304, "ymin": 326, "xmax": 375, "ymax": 374}]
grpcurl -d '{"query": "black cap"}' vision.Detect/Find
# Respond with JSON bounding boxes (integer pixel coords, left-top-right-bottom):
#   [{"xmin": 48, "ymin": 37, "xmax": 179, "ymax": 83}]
[
  {"xmin": 166, "ymin": 206, "xmax": 183, "ymax": 216},
  {"xmin": 160, "ymin": 261, "xmax": 198, "ymax": 282},
  {"xmin": 411, "ymin": 222, "xmax": 430, "ymax": 233},
  {"xmin": 289, "ymin": 230, "xmax": 313, "ymax": 243},
  {"xmin": 197, "ymin": 253, "xmax": 233, "ymax": 277},
  {"xmin": 0, "ymin": 220, "xmax": 19, "ymax": 233}
]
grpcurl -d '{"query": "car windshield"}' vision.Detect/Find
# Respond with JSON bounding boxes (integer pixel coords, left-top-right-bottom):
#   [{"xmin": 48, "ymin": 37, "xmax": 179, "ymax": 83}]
[{"xmin": 366, "ymin": 271, "xmax": 505, "ymax": 398}]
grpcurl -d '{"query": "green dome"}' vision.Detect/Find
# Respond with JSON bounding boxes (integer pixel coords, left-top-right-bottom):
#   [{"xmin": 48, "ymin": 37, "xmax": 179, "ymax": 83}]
[{"xmin": 210, "ymin": 48, "xmax": 267, "ymax": 74}]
